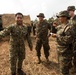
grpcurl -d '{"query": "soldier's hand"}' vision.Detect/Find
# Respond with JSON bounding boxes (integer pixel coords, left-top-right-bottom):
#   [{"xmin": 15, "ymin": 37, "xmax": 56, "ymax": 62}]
[
  {"xmin": 48, "ymin": 33, "xmax": 52, "ymax": 38},
  {"xmin": 52, "ymin": 33, "xmax": 56, "ymax": 37}
]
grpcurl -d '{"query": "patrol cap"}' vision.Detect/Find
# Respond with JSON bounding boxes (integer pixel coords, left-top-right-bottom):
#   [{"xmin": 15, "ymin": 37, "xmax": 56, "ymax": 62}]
[
  {"xmin": 37, "ymin": 13, "xmax": 45, "ymax": 18},
  {"xmin": 56, "ymin": 10, "xmax": 70, "ymax": 19},
  {"xmin": 67, "ymin": 6, "xmax": 76, "ymax": 11}
]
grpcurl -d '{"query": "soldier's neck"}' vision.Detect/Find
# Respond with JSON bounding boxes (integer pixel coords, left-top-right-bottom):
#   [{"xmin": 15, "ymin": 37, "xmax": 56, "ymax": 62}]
[
  {"xmin": 71, "ymin": 14, "xmax": 75, "ymax": 19},
  {"xmin": 39, "ymin": 20, "xmax": 44, "ymax": 23},
  {"xmin": 17, "ymin": 23, "xmax": 23, "ymax": 26},
  {"xmin": 62, "ymin": 21, "xmax": 68, "ymax": 25}
]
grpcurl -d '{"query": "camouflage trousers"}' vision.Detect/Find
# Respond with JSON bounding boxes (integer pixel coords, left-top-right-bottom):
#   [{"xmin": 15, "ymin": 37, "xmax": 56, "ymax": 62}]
[
  {"xmin": 35, "ymin": 38, "xmax": 50, "ymax": 58},
  {"xmin": 72, "ymin": 41, "xmax": 76, "ymax": 67},
  {"xmin": 58, "ymin": 55, "xmax": 72, "ymax": 75},
  {"xmin": 72, "ymin": 52, "xmax": 76, "ymax": 68},
  {"xmin": 9, "ymin": 47, "xmax": 25, "ymax": 74}
]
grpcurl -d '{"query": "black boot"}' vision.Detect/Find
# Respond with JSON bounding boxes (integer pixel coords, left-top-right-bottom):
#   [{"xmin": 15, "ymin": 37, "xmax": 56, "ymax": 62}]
[
  {"xmin": 17, "ymin": 69, "xmax": 26, "ymax": 75},
  {"xmin": 12, "ymin": 73, "xmax": 16, "ymax": 75},
  {"xmin": 46, "ymin": 57, "xmax": 49, "ymax": 63},
  {"xmin": 38, "ymin": 57, "xmax": 41, "ymax": 64}
]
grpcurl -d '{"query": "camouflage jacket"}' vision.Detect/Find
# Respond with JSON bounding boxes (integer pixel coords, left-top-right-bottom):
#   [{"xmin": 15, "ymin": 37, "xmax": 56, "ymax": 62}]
[
  {"xmin": 70, "ymin": 21, "xmax": 76, "ymax": 50},
  {"xmin": 56, "ymin": 22, "xmax": 74, "ymax": 54},
  {"xmin": 69, "ymin": 15, "xmax": 76, "ymax": 24},
  {"xmin": 69, "ymin": 15, "xmax": 76, "ymax": 50},
  {"xmin": 36, "ymin": 20, "xmax": 51, "ymax": 39},
  {"xmin": 0, "ymin": 24, "xmax": 32, "ymax": 50},
  {"xmin": 72, "ymin": 15, "xmax": 76, "ymax": 21}
]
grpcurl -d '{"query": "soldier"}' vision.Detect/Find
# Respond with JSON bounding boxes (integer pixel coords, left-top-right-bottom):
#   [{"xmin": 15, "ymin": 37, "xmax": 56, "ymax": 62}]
[
  {"xmin": 35, "ymin": 13, "xmax": 51, "ymax": 64},
  {"xmin": 51, "ymin": 21, "xmax": 57, "ymax": 33},
  {"xmin": 53, "ymin": 10, "xmax": 74, "ymax": 75},
  {"xmin": 67, "ymin": 6, "xmax": 76, "ymax": 73},
  {"xmin": 31, "ymin": 21, "xmax": 36, "ymax": 36},
  {"xmin": 0, "ymin": 12, "xmax": 33, "ymax": 75},
  {"xmin": 0, "ymin": 15, "xmax": 3, "ymax": 31},
  {"xmin": 48, "ymin": 21, "xmax": 58, "ymax": 37},
  {"xmin": 67, "ymin": 6, "xmax": 76, "ymax": 21},
  {"xmin": 32, "ymin": 22, "xmax": 36, "ymax": 36}
]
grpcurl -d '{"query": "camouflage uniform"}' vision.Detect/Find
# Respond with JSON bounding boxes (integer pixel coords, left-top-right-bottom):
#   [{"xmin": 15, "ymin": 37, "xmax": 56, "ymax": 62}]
[
  {"xmin": 71, "ymin": 21, "xmax": 76, "ymax": 69},
  {"xmin": 35, "ymin": 19, "xmax": 51, "ymax": 60},
  {"xmin": 0, "ymin": 24, "xmax": 32, "ymax": 74},
  {"xmin": 56, "ymin": 11, "xmax": 74, "ymax": 75},
  {"xmin": 67, "ymin": 6, "xmax": 76, "ymax": 68}
]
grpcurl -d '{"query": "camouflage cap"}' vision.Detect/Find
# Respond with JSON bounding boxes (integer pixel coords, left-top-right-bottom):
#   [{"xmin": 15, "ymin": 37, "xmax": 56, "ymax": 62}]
[
  {"xmin": 57, "ymin": 10, "xmax": 70, "ymax": 19},
  {"xmin": 37, "ymin": 13, "xmax": 45, "ymax": 18},
  {"xmin": 67, "ymin": 6, "xmax": 76, "ymax": 11}
]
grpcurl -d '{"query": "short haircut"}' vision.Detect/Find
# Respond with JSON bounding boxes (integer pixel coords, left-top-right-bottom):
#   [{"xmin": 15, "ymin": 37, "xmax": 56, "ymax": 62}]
[{"xmin": 15, "ymin": 12, "xmax": 23, "ymax": 17}]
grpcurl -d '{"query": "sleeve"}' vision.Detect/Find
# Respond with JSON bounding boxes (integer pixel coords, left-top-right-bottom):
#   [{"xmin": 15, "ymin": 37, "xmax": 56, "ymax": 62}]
[
  {"xmin": 26, "ymin": 31, "xmax": 33, "ymax": 50},
  {"xmin": 0, "ymin": 25, "xmax": 11, "ymax": 38}
]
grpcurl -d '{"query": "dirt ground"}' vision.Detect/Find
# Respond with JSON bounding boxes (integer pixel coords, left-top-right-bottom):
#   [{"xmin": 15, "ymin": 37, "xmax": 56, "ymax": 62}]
[{"xmin": 0, "ymin": 36, "xmax": 61, "ymax": 75}]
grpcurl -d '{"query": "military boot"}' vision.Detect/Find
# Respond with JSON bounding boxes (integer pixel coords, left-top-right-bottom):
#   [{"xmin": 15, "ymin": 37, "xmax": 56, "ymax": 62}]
[
  {"xmin": 17, "ymin": 69, "xmax": 26, "ymax": 75},
  {"xmin": 11, "ymin": 73, "xmax": 16, "ymax": 75},
  {"xmin": 38, "ymin": 57, "xmax": 41, "ymax": 64},
  {"xmin": 46, "ymin": 57, "xmax": 49, "ymax": 63},
  {"xmin": 60, "ymin": 73, "xmax": 70, "ymax": 75}
]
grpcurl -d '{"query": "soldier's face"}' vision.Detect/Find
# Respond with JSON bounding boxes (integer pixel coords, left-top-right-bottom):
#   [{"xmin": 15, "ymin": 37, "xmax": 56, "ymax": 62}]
[
  {"xmin": 59, "ymin": 16, "xmax": 67, "ymax": 23},
  {"xmin": 38, "ymin": 17, "xmax": 44, "ymax": 22},
  {"xmin": 15, "ymin": 15, "xmax": 23, "ymax": 25},
  {"xmin": 68, "ymin": 10, "xmax": 74, "ymax": 17}
]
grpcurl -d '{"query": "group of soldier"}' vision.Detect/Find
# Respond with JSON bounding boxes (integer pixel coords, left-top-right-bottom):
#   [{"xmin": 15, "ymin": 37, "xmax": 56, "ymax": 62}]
[
  {"xmin": 50, "ymin": 6, "xmax": 76, "ymax": 75},
  {"xmin": 0, "ymin": 5, "xmax": 76, "ymax": 75}
]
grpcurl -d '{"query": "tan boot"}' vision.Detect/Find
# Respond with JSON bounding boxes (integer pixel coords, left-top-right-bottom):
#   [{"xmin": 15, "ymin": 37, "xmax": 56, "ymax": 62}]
[{"xmin": 17, "ymin": 69, "xmax": 26, "ymax": 75}]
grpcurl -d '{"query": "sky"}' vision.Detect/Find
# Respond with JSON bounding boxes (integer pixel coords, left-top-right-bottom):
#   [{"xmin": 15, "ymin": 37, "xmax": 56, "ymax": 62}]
[{"xmin": 0, "ymin": 0, "xmax": 76, "ymax": 20}]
